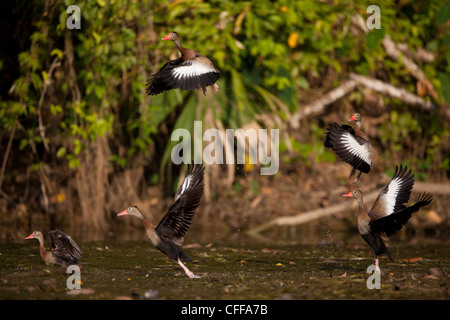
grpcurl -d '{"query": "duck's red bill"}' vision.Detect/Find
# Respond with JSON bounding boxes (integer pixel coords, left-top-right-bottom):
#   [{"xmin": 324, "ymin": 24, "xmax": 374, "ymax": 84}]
[
  {"xmin": 161, "ymin": 34, "xmax": 171, "ymax": 40},
  {"xmin": 342, "ymin": 192, "xmax": 353, "ymax": 197},
  {"xmin": 25, "ymin": 233, "xmax": 34, "ymax": 239},
  {"xmin": 117, "ymin": 210, "xmax": 128, "ymax": 216}
]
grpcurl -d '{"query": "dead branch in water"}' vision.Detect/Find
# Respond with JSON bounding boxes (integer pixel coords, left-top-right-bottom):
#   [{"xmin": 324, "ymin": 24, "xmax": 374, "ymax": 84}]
[{"xmin": 247, "ymin": 182, "xmax": 450, "ymax": 236}]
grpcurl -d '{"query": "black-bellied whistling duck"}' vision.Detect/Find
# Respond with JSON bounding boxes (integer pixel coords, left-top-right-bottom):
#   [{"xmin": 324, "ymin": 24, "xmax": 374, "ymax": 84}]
[
  {"xmin": 25, "ymin": 230, "xmax": 83, "ymax": 266},
  {"xmin": 343, "ymin": 165, "xmax": 432, "ymax": 272},
  {"xmin": 145, "ymin": 32, "xmax": 220, "ymax": 96},
  {"xmin": 117, "ymin": 164, "xmax": 205, "ymax": 278},
  {"xmin": 324, "ymin": 113, "xmax": 374, "ymax": 183}
]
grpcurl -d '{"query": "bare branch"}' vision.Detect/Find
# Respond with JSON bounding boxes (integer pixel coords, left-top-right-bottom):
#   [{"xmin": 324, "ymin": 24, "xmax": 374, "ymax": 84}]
[
  {"xmin": 289, "ymin": 72, "xmax": 436, "ymax": 129},
  {"xmin": 382, "ymin": 35, "xmax": 437, "ymax": 99},
  {"xmin": 349, "ymin": 73, "xmax": 434, "ymax": 111},
  {"xmin": 289, "ymin": 79, "xmax": 357, "ymax": 129}
]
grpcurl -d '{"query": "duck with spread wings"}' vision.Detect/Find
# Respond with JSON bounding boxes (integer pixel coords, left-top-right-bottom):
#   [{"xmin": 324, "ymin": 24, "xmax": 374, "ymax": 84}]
[
  {"xmin": 117, "ymin": 164, "xmax": 205, "ymax": 278},
  {"xmin": 25, "ymin": 230, "xmax": 83, "ymax": 266},
  {"xmin": 343, "ymin": 165, "xmax": 432, "ymax": 272}
]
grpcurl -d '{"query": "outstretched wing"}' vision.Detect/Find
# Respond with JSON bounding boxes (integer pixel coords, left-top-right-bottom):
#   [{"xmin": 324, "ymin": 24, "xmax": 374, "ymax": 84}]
[
  {"xmin": 324, "ymin": 123, "xmax": 373, "ymax": 173},
  {"xmin": 145, "ymin": 58, "xmax": 183, "ymax": 95},
  {"xmin": 146, "ymin": 57, "xmax": 220, "ymax": 95},
  {"xmin": 49, "ymin": 230, "xmax": 83, "ymax": 264},
  {"xmin": 368, "ymin": 165, "xmax": 415, "ymax": 220},
  {"xmin": 155, "ymin": 164, "xmax": 205, "ymax": 246},
  {"xmin": 370, "ymin": 193, "xmax": 432, "ymax": 237},
  {"xmin": 167, "ymin": 57, "xmax": 220, "ymax": 90}
]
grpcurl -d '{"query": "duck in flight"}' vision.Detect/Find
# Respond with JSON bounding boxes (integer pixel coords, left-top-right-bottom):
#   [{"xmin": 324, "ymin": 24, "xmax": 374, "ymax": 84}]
[
  {"xmin": 145, "ymin": 32, "xmax": 220, "ymax": 96},
  {"xmin": 324, "ymin": 113, "xmax": 374, "ymax": 183}
]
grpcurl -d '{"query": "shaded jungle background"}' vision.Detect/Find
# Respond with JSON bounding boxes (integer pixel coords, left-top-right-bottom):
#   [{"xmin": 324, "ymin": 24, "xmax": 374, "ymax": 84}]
[{"xmin": 0, "ymin": 0, "xmax": 449, "ymax": 244}]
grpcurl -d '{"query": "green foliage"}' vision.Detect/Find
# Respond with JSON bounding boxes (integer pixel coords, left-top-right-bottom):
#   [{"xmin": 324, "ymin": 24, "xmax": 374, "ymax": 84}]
[{"xmin": 1, "ymin": 0, "xmax": 449, "ymax": 188}]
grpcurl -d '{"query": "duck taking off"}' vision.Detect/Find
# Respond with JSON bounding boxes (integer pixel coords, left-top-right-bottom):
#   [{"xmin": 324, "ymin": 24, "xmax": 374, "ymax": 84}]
[
  {"xmin": 117, "ymin": 164, "xmax": 205, "ymax": 278},
  {"xmin": 343, "ymin": 165, "xmax": 432, "ymax": 272}
]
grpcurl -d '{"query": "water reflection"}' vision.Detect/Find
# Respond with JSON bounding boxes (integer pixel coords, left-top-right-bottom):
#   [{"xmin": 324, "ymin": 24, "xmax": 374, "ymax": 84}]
[{"xmin": 1, "ymin": 214, "xmax": 447, "ymax": 247}]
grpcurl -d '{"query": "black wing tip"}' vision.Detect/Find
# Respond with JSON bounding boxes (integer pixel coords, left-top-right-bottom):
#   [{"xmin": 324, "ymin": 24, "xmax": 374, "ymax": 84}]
[
  {"xmin": 394, "ymin": 164, "xmax": 414, "ymax": 180},
  {"xmin": 323, "ymin": 123, "xmax": 340, "ymax": 148},
  {"xmin": 179, "ymin": 163, "xmax": 205, "ymax": 194},
  {"xmin": 145, "ymin": 81, "xmax": 171, "ymax": 96},
  {"xmin": 323, "ymin": 123, "xmax": 356, "ymax": 147},
  {"xmin": 358, "ymin": 161, "xmax": 371, "ymax": 173},
  {"xmin": 416, "ymin": 192, "xmax": 433, "ymax": 206},
  {"xmin": 323, "ymin": 127, "xmax": 333, "ymax": 148},
  {"xmin": 186, "ymin": 163, "xmax": 205, "ymax": 175}
]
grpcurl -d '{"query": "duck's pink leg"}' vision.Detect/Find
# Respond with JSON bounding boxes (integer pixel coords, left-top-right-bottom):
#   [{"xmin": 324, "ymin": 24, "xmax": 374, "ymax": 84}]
[
  {"xmin": 214, "ymin": 83, "xmax": 219, "ymax": 93},
  {"xmin": 375, "ymin": 258, "xmax": 381, "ymax": 273},
  {"xmin": 349, "ymin": 167, "xmax": 356, "ymax": 180},
  {"xmin": 202, "ymin": 87, "xmax": 207, "ymax": 96},
  {"xmin": 353, "ymin": 171, "xmax": 363, "ymax": 184},
  {"xmin": 177, "ymin": 259, "xmax": 201, "ymax": 279}
]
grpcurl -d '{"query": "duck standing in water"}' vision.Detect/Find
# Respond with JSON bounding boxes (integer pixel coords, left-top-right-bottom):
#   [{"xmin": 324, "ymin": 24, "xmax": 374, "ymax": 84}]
[{"xmin": 25, "ymin": 230, "xmax": 83, "ymax": 266}]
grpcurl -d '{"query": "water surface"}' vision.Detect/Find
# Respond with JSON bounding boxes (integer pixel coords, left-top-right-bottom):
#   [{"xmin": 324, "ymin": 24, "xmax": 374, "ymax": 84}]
[{"xmin": 0, "ymin": 237, "xmax": 448, "ymax": 300}]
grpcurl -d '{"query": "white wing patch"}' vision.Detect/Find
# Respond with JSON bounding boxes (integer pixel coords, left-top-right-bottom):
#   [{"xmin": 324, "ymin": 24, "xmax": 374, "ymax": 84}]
[
  {"xmin": 172, "ymin": 60, "xmax": 215, "ymax": 80},
  {"xmin": 340, "ymin": 132, "xmax": 372, "ymax": 165},
  {"xmin": 383, "ymin": 177, "xmax": 401, "ymax": 216},
  {"xmin": 180, "ymin": 174, "xmax": 192, "ymax": 195}
]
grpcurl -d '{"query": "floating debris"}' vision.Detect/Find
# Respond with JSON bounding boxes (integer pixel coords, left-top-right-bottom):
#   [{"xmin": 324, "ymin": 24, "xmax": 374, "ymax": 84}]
[{"xmin": 402, "ymin": 257, "xmax": 424, "ymax": 264}]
